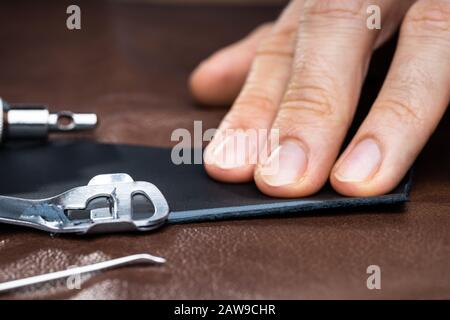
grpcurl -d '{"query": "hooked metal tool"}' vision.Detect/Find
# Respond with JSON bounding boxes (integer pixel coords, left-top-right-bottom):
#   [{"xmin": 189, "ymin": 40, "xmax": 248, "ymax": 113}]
[
  {"xmin": 0, "ymin": 173, "xmax": 170, "ymax": 234},
  {"xmin": 0, "ymin": 253, "xmax": 166, "ymax": 293},
  {"xmin": 0, "ymin": 97, "xmax": 97, "ymax": 142}
]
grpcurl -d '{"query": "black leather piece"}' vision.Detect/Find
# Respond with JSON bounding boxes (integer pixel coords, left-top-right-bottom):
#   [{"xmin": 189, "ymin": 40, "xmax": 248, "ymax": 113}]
[{"xmin": 0, "ymin": 141, "xmax": 412, "ymax": 227}]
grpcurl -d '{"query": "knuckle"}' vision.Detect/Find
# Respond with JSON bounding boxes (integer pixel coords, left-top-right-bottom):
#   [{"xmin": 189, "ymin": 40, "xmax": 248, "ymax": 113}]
[
  {"xmin": 304, "ymin": 0, "xmax": 367, "ymax": 21},
  {"xmin": 373, "ymin": 56, "xmax": 432, "ymax": 125},
  {"xmin": 227, "ymin": 92, "xmax": 277, "ymax": 127},
  {"xmin": 282, "ymin": 83, "xmax": 335, "ymax": 118},
  {"xmin": 279, "ymin": 54, "xmax": 349, "ymax": 124},
  {"xmin": 235, "ymin": 92, "xmax": 277, "ymax": 114},
  {"xmin": 403, "ymin": 0, "xmax": 450, "ymax": 34},
  {"xmin": 374, "ymin": 97, "xmax": 424, "ymax": 125},
  {"xmin": 272, "ymin": 107, "xmax": 339, "ymax": 139},
  {"xmin": 255, "ymin": 25, "xmax": 297, "ymax": 59},
  {"xmin": 278, "ymin": 82, "xmax": 350, "ymax": 130}
]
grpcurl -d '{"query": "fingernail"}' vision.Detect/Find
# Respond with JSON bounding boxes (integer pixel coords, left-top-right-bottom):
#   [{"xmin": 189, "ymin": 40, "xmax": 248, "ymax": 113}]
[
  {"xmin": 260, "ymin": 140, "xmax": 308, "ymax": 187},
  {"xmin": 205, "ymin": 132, "xmax": 254, "ymax": 169},
  {"xmin": 335, "ymin": 138, "xmax": 381, "ymax": 182}
]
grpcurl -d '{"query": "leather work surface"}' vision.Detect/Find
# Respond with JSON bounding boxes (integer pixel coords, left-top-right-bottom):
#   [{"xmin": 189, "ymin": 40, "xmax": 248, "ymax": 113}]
[
  {"xmin": 0, "ymin": 141, "xmax": 411, "ymax": 225},
  {"xmin": 0, "ymin": 0, "xmax": 449, "ymax": 299}
]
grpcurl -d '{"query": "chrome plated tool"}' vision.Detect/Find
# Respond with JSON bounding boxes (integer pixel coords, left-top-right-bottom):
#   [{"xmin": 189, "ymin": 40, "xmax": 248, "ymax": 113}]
[
  {"xmin": 0, "ymin": 97, "xmax": 97, "ymax": 142},
  {"xmin": 0, "ymin": 253, "xmax": 166, "ymax": 293},
  {"xmin": 0, "ymin": 173, "xmax": 170, "ymax": 234}
]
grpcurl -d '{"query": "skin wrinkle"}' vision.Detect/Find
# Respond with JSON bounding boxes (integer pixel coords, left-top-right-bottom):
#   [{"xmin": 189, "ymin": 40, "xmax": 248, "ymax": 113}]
[
  {"xmin": 277, "ymin": 104, "xmax": 352, "ymax": 129},
  {"xmin": 282, "ymin": 83, "xmax": 336, "ymax": 118},
  {"xmin": 193, "ymin": 0, "xmax": 450, "ymax": 198},
  {"xmin": 273, "ymin": 117, "xmax": 343, "ymax": 140},
  {"xmin": 284, "ymin": 57, "xmax": 354, "ymax": 125},
  {"xmin": 401, "ymin": 3, "xmax": 450, "ymax": 47},
  {"xmin": 229, "ymin": 80, "xmax": 287, "ymax": 122},
  {"xmin": 377, "ymin": 56, "xmax": 436, "ymax": 125},
  {"xmin": 234, "ymin": 93, "xmax": 278, "ymax": 115},
  {"xmin": 243, "ymin": 66, "xmax": 289, "ymax": 87},
  {"xmin": 3, "ymin": 3, "xmax": 450, "ymax": 300},
  {"xmin": 303, "ymin": 0, "xmax": 368, "ymax": 20},
  {"xmin": 328, "ymin": 4, "xmax": 450, "ymax": 196},
  {"xmin": 298, "ymin": 17, "xmax": 370, "ymax": 36},
  {"xmin": 403, "ymin": 0, "xmax": 450, "ymax": 33},
  {"xmin": 241, "ymin": 72, "xmax": 289, "ymax": 94},
  {"xmin": 256, "ymin": 0, "xmax": 379, "ymax": 196},
  {"xmin": 256, "ymin": 40, "xmax": 296, "ymax": 58},
  {"xmin": 290, "ymin": 61, "xmax": 341, "ymax": 98},
  {"xmin": 375, "ymin": 97, "xmax": 423, "ymax": 125},
  {"xmin": 254, "ymin": 49, "xmax": 295, "ymax": 59}
]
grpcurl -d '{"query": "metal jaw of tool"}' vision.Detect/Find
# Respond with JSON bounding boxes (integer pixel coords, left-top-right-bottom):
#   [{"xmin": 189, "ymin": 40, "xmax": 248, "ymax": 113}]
[
  {"xmin": 0, "ymin": 97, "xmax": 97, "ymax": 142},
  {"xmin": 0, "ymin": 174, "xmax": 170, "ymax": 234}
]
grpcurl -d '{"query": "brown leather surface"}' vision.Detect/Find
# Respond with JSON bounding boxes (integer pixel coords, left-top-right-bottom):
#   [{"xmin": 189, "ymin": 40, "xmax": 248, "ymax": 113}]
[{"xmin": 0, "ymin": 0, "xmax": 449, "ymax": 299}]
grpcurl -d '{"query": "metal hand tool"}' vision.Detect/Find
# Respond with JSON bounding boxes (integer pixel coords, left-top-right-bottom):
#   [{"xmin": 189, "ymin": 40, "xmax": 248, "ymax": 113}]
[
  {"xmin": 0, "ymin": 253, "xmax": 166, "ymax": 293},
  {"xmin": 0, "ymin": 173, "xmax": 170, "ymax": 234},
  {"xmin": 0, "ymin": 97, "xmax": 97, "ymax": 142}
]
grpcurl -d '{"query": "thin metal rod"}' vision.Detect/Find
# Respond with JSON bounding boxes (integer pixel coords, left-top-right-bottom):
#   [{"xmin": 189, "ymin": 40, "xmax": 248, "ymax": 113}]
[{"xmin": 0, "ymin": 253, "xmax": 166, "ymax": 293}]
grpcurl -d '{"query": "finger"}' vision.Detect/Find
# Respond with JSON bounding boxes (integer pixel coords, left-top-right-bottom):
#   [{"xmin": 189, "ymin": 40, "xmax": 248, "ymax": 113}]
[
  {"xmin": 204, "ymin": 0, "xmax": 303, "ymax": 182},
  {"xmin": 331, "ymin": 0, "xmax": 450, "ymax": 196},
  {"xmin": 373, "ymin": 0, "xmax": 417, "ymax": 49},
  {"xmin": 189, "ymin": 22, "xmax": 273, "ymax": 107},
  {"xmin": 255, "ymin": 0, "xmax": 404, "ymax": 198}
]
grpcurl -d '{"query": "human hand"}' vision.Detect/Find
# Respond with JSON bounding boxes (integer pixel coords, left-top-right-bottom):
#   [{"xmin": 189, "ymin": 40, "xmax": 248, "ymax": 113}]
[{"xmin": 190, "ymin": 0, "xmax": 450, "ymax": 198}]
